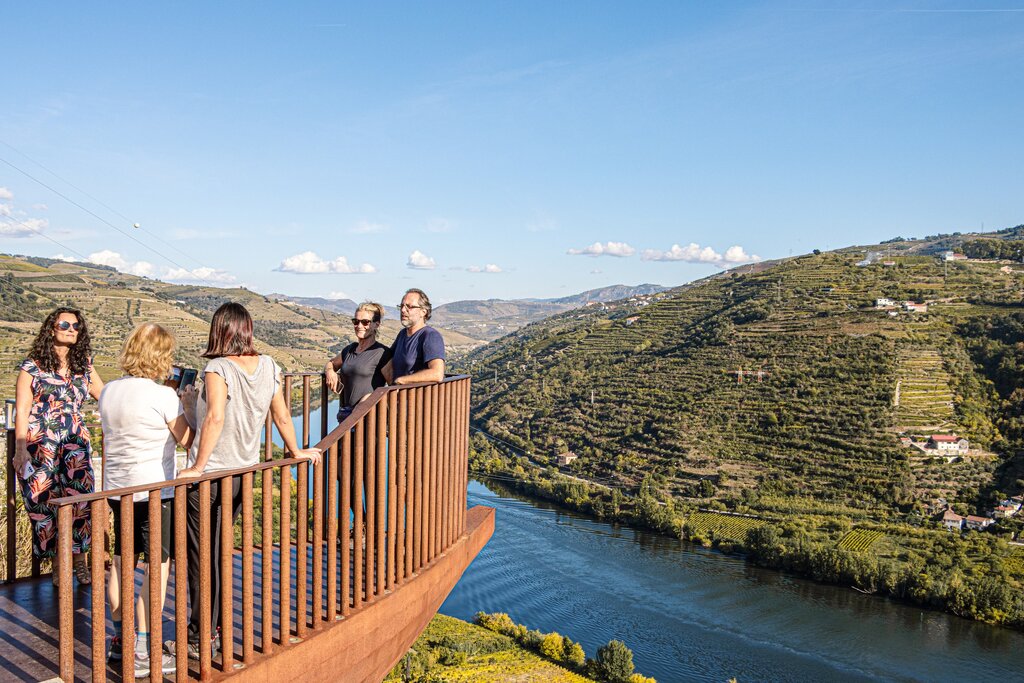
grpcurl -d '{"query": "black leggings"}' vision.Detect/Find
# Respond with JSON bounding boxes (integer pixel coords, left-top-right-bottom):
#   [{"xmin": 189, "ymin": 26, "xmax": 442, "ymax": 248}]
[{"xmin": 185, "ymin": 477, "xmax": 244, "ymax": 636}]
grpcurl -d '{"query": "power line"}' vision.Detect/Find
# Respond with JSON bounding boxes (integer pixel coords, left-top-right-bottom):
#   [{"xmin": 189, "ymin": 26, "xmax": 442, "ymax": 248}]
[
  {"xmin": 0, "ymin": 140, "xmax": 215, "ymax": 275},
  {"xmin": 0, "ymin": 151, "xmax": 221, "ymax": 288}
]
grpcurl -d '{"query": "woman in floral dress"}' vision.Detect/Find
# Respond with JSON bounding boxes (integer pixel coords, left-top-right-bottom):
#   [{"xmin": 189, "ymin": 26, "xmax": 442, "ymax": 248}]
[{"xmin": 13, "ymin": 307, "xmax": 104, "ymax": 584}]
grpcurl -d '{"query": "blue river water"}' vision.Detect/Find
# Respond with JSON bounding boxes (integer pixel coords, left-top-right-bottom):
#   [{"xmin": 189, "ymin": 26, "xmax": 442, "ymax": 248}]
[{"xmin": 285, "ymin": 408, "xmax": 1024, "ymax": 682}]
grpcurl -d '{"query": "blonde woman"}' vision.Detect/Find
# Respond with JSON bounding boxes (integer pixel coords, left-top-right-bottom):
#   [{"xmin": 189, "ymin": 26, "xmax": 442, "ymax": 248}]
[
  {"xmin": 324, "ymin": 302, "xmax": 392, "ymax": 422},
  {"xmin": 99, "ymin": 323, "xmax": 194, "ymax": 677}
]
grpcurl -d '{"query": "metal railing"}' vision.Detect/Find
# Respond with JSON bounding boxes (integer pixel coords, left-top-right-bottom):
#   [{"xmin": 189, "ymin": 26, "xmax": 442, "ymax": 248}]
[{"xmin": 33, "ymin": 373, "xmax": 471, "ymax": 682}]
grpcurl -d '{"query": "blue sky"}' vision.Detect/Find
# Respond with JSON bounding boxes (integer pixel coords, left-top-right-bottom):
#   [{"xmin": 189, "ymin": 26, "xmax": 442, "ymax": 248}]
[{"xmin": 1, "ymin": 1, "xmax": 1022, "ymax": 303}]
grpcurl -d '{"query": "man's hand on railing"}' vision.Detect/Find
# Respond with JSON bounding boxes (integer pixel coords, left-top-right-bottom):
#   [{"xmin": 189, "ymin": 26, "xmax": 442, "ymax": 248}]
[{"xmin": 292, "ymin": 447, "xmax": 322, "ymax": 465}]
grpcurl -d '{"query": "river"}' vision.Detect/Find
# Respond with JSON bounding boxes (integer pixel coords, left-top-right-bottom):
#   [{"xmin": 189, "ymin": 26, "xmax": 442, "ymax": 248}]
[
  {"xmin": 438, "ymin": 480, "xmax": 1024, "ymax": 683},
  {"xmin": 287, "ymin": 410, "xmax": 1024, "ymax": 682}
]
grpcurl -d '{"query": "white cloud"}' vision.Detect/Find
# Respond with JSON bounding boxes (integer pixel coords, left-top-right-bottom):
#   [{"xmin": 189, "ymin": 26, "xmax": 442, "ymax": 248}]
[
  {"xmin": 277, "ymin": 251, "xmax": 376, "ymax": 274},
  {"xmin": 567, "ymin": 241, "xmax": 635, "ymax": 258},
  {"xmin": 52, "ymin": 253, "xmax": 78, "ymax": 262},
  {"xmin": 87, "ymin": 249, "xmax": 129, "ymax": 269},
  {"xmin": 0, "ymin": 204, "xmax": 12, "ymax": 217},
  {"xmin": 590, "ymin": 269, "xmax": 603, "ymax": 274},
  {"xmin": 641, "ymin": 242, "xmax": 762, "ymax": 268},
  {"xmin": 326, "ymin": 291, "xmax": 349, "ymax": 300},
  {"xmin": 81, "ymin": 250, "xmax": 155, "ymax": 277},
  {"xmin": 164, "ymin": 266, "xmax": 237, "ymax": 284},
  {"xmin": 0, "ymin": 187, "xmax": 13, "ymax": 200},
  {"xmin": 349, "ymin": 220, "xmax": 387, "ymax": 235},
  {"xmin": 32, "ymin": 203, "xmax": 48, "ymax": 210},
  {"xmin": 467, "ymin": 263, "xmax": 502, "ymax": 273},
  {"xmin": 407, "ymin": 250, "xmax": 436, "ymax": 270},
  {"xmin": 129, "ymin": 261, "xmax": 155, "ymax": 277},
  {"xmin": 1, "ymin": 216, "xmax": 49, "ymax": 237},
  {"xmin": 425, "ymin": 218, "xmax": 455, "ymax": 233}
]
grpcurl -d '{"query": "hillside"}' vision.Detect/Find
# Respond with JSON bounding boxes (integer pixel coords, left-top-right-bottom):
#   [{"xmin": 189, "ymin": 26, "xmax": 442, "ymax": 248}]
[
  {"xmin": 431, "ymin": 284, "xmax": 668, "ymax": 341},
  {"xmin": 0, "ymin": 254, "xmax": 479, "ymax": 393},
  {"xmin": 460, "ymin": 229, "xmax": 1024, "ymax": 515}
]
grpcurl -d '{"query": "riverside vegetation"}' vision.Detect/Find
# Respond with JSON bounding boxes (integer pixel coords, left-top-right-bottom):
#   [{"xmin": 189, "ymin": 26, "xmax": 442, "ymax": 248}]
[
  {"xmin": 459, "ymin": 225, "xmax": 1024, "ymax": 628},
  {"xmin": 385, "ymin": 613, "xmax": 655, "ymax": 683}
]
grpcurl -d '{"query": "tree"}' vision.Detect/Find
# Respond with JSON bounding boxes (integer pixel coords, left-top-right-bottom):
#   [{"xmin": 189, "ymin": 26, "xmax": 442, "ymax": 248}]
[
  {"xmin": 596, "ymin": 640, "xmax": 635, "ymax": 683},
  {"xmin": 564, "ymin": 639, "xmax": 586, "ymax": 668}
]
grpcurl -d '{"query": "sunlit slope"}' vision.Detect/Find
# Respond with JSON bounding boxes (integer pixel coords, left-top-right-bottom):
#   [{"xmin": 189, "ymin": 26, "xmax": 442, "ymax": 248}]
[
  {"xmin": 463, "ymin": 237, "xmax": 1024, "ymax": 513},
  {"xmin": 0, "ymin": 255, "xmax": 478, "ymax": 393}
]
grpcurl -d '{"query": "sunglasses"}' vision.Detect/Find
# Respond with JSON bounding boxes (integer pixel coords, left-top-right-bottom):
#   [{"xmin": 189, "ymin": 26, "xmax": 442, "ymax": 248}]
[
  {"xmin": 352, "ymin": 318, "xmax": 376, "ymax": 326},
  {"xmin": 56, "ymin": 321, "xmax": 82, "ymax": 331},
  {"xmin": 398, "ymin": 303, "xmax": 423, "ymax": 310}
]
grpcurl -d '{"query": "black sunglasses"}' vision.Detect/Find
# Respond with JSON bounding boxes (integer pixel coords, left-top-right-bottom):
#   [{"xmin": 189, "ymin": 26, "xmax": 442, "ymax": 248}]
[
  {"xmin": 56, "ymin": 321, "xmax": 82, "ymax": 331},
  {"xmin": 351, "ymin": 318, "xmax": 376, "ymax": 326}
]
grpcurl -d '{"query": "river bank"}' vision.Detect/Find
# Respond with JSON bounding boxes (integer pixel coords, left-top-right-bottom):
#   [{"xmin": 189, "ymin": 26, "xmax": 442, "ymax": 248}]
[{"xmin": 441, "ymin": 480, "xmax": 1024, "ymax": 683}]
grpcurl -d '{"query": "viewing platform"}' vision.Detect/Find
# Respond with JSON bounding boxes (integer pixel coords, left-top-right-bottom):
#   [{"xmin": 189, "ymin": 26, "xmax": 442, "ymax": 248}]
[{"xmin": 1, "ymin": 374, "xmax": 493, "ymax": 682}]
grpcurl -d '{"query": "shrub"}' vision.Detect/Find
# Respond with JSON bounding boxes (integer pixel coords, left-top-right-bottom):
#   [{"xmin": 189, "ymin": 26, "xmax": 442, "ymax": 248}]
[
  {"xmin": 540, "ymin": 632, "xmax": 565, "ymax": 661},
  {"xmin": 596, "ymin": 640, "xmax": 635, "ymax": 683}
]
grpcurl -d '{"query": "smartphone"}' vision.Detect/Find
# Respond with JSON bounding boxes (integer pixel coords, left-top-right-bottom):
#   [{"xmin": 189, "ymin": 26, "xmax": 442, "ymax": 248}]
[{"xmin": 178, "ymin": 368, "xmax": 198, "ymax": 395}]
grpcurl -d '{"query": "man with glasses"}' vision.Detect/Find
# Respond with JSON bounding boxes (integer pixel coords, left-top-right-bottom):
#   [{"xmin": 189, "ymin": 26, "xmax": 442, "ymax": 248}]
[{"xmin": 383, "ymin": 288, "xmax": 446, "ymax": 385}]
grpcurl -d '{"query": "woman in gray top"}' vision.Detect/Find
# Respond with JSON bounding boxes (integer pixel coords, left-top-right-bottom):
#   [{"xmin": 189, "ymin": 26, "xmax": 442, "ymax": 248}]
[
  {"xmin": 174, "ymin": 302, "xmax": 318, "ymax": 659},
  {"xmin": 324, "ymin": 302, "xmax": 392, "ymax": 423}
]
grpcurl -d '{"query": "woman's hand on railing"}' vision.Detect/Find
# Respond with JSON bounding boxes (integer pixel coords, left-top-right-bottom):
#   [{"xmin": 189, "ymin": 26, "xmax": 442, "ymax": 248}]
[
  {"xmin": 177, "ymin": 466, "xmax": 203, "ymax": 480},
  {"xmin": 324, "ymin": 364, "xmax": 341, "ymax": 393},
  {"xmin": 292, "ymin": 448, "xmax": 322, "ymax": 465}
]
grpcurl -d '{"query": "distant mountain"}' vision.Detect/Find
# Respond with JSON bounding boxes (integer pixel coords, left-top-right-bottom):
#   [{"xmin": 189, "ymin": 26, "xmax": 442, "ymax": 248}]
[
  {"xmin": 268, "ymin": 293, "xmax": 359, "ymax": 316},
  {"xmin": 544, "ymin": 283, "xmax": 667, "ymax": 306},
  {"xmin": 431, "ymin": 284, "xmax": 668, "ymax": 341}
]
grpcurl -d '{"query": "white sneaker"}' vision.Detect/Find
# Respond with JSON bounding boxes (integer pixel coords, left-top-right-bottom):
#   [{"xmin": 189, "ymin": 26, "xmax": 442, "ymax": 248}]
[{"xmin": 134, "ymin": 650, "xmax": 178, "ymax": 677}]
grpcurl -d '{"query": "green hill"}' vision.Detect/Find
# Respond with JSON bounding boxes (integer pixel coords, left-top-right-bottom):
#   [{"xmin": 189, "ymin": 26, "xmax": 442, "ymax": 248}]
[
  {"xmin": 0, "ymin": 254, "xmax": 481, "ymax": 394},
  {"xmin": 457, "ymin": 226, "xmax": 1024, "ymax": 626}
]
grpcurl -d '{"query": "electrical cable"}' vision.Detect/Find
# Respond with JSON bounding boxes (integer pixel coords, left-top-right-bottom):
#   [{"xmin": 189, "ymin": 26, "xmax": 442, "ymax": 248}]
[{"xmin": 0, "ymin": 152, "xmax": 221, "ymax": 288}]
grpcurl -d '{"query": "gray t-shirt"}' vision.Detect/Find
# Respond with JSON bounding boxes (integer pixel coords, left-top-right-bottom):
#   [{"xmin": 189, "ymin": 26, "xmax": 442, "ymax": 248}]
[{"xmin": 189, "ymin": 355, "xmax": 281, "ymax": 472}]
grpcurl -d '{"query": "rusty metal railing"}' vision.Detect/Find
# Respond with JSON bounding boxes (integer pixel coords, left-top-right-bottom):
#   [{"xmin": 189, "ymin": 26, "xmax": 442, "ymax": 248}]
[{"xmin": 45, "ymin": 373, "xmax": 470, "ymax": 682}]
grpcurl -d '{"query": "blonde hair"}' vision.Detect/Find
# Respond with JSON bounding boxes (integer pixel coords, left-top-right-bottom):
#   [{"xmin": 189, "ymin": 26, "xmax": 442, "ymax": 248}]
[
  {"xmin": 356, "ymin": 301, "xmax": 385, "ymax": 323},
  {"xmin": 120, "ymin": 323, "xmax": 176, "ymax": 380}
]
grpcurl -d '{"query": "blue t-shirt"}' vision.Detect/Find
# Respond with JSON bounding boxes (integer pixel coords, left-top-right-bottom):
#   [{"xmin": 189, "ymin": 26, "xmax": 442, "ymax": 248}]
[{"xmin": 390, "ymin": 326, "xmax": 446, "ymax": 380}]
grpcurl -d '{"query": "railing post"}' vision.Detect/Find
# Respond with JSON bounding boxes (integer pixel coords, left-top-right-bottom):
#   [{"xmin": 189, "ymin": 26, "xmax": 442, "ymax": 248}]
[
  {"xmin": 296, "ymin": 461, "xmax": 308, "ymax": 638},
  {"xmin": 57, "ymin": 503, "xmax": 74, "ymax": 682},
  {"xmin": 327, "ymin": 442, "xmax": 338, "ymax": 621},
  {"xmin": 341, "ymin": 431, "xmax": 351, "ymax": 616},
  {"xmin": 5, "ymin": 428, "xmax": 16, "ymax": 584},
  {"xmin": 174, "ymin": 485, "xmax": 189, "ymax": 681},
  {"xmin": 387, "ymin": 391, "xmax": 398, "ymax": 589},
  {"xmin": 147, "ymin": 491, "xmax": 163, "ymax": 679},
  {"xmin": 90, "ymin": 499, "xmax": 107, "ymax": 683},
  {"xmin": 396, "ymin": 390, "xmax": 409, "ymax": 583},
  {"xmin": 260, "ymin": 469, "xmax": 274, "ymax": 656},
  {"xmin": 353, "ymin": 421, "xmax": 364, "ymax": 608},
  {"xmin": 242, "ymin": 471, "xmax": 255, "ymax": 664}
]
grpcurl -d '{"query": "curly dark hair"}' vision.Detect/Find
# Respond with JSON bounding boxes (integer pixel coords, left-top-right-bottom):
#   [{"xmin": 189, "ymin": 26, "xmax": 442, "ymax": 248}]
[{"xmin": 28, "ymin": 307, "xmax": 93, "ymax": 376}]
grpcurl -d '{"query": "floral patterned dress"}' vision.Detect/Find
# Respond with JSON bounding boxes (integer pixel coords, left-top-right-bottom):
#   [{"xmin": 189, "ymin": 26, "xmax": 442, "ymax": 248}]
[{"xmin": 18, "ymin": 358, "xmax": 94, "ymax": 558}]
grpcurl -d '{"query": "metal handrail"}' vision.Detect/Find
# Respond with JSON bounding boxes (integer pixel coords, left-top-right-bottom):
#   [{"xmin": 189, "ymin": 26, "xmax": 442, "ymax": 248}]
[{"xmin": 2, "ymin": 371, "xmax": 473, "ymax": 682}]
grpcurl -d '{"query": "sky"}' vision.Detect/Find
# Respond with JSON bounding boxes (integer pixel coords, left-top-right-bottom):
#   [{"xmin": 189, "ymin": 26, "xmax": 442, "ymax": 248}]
[{"xmin": 1, "ymin": 1, "xmax": 1022, "ymax": 304}]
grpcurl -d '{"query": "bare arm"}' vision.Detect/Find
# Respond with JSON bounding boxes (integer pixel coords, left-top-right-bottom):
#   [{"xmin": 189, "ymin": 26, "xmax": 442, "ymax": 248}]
[
  {"xmin": 381, "ymin": 359, "xmax": 394, "ymax": 384},
  {"xmin": 178, "ymin": 371, "xmax": 226, "ymax": 477},
  {"xmin": 324, "ymin": 352, "xmax": 344, "ymax": 392},
  {"xmin": 13, "ymin": 370, "xmax": 32, "ymax": 472},
  {"xmin": 167, "ymin": 415, "xmax": 195, "ymax": 451},
  {"xmin": 87, "ymin": 365, "xmax": 104, "ymax": 401},
  {"xmin": 269, "ymin": 387, "xmax": 320, "ymax": 462},
  {"xmin": 393, "ymin": 358, "xmax": 445, "ymax": 385}
]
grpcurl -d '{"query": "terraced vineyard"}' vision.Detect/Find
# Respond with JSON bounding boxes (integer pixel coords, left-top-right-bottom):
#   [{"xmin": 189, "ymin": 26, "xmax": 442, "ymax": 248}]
[
  {"xmin": 893, "ymin": 347, "xmax": 955, "ymax": 433},
  {"xmin": 462, "ymin": 228, "xmax": 1024, "ymax": 522},
  {"xmin": 685, "ymin": 511, "xmax": 767, "ymax": 541},
  {"xmin": 837, "ymin": 528, "xmax": 885, "ymax": 552}
]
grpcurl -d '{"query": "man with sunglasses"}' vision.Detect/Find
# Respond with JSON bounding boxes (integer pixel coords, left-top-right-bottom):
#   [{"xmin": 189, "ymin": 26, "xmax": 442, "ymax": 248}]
[
  {"xmin": 383, "ymin": 288, "xmax": 446, "ymax": 385},
  {"xmin": 324, "ymin": 302, "xmax": 392, "ymax": 422}
]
